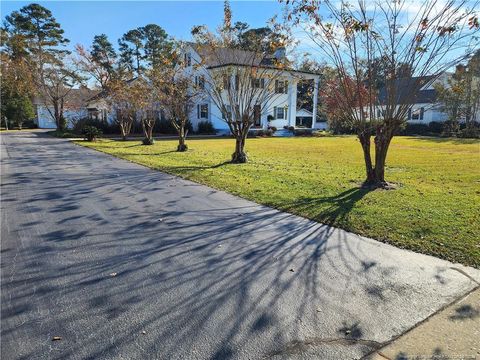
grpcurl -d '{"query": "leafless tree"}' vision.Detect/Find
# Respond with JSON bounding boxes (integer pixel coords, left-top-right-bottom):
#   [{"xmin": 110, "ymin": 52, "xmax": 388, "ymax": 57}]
[
  {"xmin": 284, "ymin": 0, "xmax": 479, "ymax": 187},
  {"xmin": 191, "ymin": 1, "xmax": 291, "ymax": 163},
  {"xmin": 151, "ymin": 45, "xmax": 200, "ymax": 151}
]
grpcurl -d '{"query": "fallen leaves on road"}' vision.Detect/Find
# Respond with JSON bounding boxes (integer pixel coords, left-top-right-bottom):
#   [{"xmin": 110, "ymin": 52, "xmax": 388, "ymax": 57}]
[
  {"xmin": 109, "ymin": 272, "xmax": 117, "ymax": 277},
  {"xmin": 52, "ymin": 336, "xmax": 62, "ymax": 341}
]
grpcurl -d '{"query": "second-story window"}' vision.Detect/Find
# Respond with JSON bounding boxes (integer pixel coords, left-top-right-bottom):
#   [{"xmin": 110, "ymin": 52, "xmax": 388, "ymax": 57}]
[
  {"xmin": 275, "ymin": 80, "xmax": 288, "ymax": 94},
  {"xmin": 184, "ymin": 52, "xmax": 192, "ymax": 67},
  {"xmin": 252, "ymin": 78, "xmax": 265, "ymax": 89},
  {"xmin": 195, "ymin": 75, "xmax": 205, "ymax": 89}
]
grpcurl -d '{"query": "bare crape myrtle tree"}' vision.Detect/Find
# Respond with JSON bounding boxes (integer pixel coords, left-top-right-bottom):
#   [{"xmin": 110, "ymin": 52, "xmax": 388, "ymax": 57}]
[
  {"xmin": 285, "ymin": 0, "xmax": 479, "ymax": 187},
  {"xmin": 191, "ymin": 2, "xmax": 291, "ymax": 163}
]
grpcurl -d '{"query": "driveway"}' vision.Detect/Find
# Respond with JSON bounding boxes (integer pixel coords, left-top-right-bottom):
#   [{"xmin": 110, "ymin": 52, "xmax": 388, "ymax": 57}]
[{"xmin": 1, "ymin": 131, "xmax": 479, "ymax": 360}]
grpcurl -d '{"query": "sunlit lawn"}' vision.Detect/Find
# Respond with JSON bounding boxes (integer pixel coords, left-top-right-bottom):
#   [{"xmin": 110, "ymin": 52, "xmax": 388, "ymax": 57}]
[{"xmin": 77, "ymin": 135, "xmax": 480, "ymax": 267}]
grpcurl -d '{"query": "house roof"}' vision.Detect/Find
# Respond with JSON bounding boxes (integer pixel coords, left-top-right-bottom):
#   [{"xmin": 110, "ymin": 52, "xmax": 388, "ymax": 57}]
[
  {"xmin": 33, "ymin": 87, "xmax": 100, "ymax": 108},
  {"xmin": 378, "ymin": 75, "xmax": 438, "ymax": 104},
  {"xmin": 191, "ymin": 44, "xmax": 321, "ymax": 76}
]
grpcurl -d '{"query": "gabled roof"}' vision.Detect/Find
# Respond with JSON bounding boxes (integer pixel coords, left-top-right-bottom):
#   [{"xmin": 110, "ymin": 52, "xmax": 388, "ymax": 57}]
[
  {"xmin": 378, "ymin": 75, "xmax": 438, "ymax": 104},
  {"xmin": 190, "ymin": 44, "xmax": 321, "ymax": 76},
  {"xmin": 33, "ymin": 87, "xmax": 100, "ymax": 108}
]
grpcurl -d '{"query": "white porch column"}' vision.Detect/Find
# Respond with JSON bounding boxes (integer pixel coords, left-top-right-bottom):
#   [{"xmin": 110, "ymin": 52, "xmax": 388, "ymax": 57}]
[
  {"xmin": 312, "ymin": 78, "xmax": 318, "ymax": 129},
  {"xmin": 288, "ymin": 80, "xmax": 298, "ymax": 127}
]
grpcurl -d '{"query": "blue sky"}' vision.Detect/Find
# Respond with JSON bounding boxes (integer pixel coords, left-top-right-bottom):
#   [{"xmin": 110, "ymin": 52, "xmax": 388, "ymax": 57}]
[{"xmin": 1, "ymin": 1, "xmax": 285, "ymax": 51}]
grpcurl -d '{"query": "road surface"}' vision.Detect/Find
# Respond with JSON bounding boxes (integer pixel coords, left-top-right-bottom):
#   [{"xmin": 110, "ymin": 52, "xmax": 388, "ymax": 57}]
[{"xmin": 1, "ymin": 131, "xmax": 479, "ymax": 359}]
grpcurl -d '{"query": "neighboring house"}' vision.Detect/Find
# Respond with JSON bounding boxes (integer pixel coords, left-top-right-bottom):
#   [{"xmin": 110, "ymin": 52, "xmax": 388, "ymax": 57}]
[
  {"xmin": 180, "ymin": 44, "xmax": 322, "ymax": 133},
  {"xmin": 377, "ymin": 73, "xmax": 451, "ymax": 124},
  {"xmin": 33, "ymin": 87, "xmax": 99, "ymax": 129}
]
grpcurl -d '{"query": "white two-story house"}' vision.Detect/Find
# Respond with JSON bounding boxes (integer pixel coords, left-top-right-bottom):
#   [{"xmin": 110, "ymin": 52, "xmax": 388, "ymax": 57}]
[{"xmin": 180, "ymin": 44, "xmax": 322, "ymax": 133}]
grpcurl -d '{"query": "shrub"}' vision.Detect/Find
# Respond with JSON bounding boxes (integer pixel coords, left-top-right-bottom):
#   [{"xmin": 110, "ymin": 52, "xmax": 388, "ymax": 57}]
[
  {"xmin": 267, "ymin": 115, "xmax": 274, "ymax": 121},
  {"xmin": 155, "ymin": 119, "xmax": 193, "ymax": 135},
  {"xmin": 458, "ymin": 122, "xmax": 480, "ymax": 138},
  {"xmin": 249, "ymin": 129, "xmax": 274, "ymax": 137},
  {"xmin": 398, "ymin": 122, "xmax": 444, "ymax": 136},
  {"xmin": 73, "ymin": 117, "xmax": 117, "ymax": 135},
  {"xmin": 428, "ymin": 121, "xmax": 444, "ymax": 134},
  {"xmin": 197, "ymin": 120, "xmax": 216, "ymax": 134},
  {"xmin": 268, "ymin": 126, "xmax": 277, "ymax": 133},
  {"xmin": 458, "ymin": 127, "xmax": 479, "ymax": 138},
  {"xmin": 82, "ymin": 125, "xmax": 102, "ymax": 141},
  {"xmin": 155, "ymin": 119, "xmax": 176, "ymax": 134},
  {"xmin": 327, "ymin": 118, "xmax": 356, "ymax": 135},
  {"xmin": 294, "ymin": 128, "xmax": 313, "ymax": 136}
]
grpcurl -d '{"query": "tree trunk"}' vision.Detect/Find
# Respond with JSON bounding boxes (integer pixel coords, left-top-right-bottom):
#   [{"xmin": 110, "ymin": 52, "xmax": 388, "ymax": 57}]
[
  {"xmin": 358, "ymin": 132, "xmax": 375, "ymax": 184},
  {"xmin": 142, "ymin": 119, "xmax": 154, "ymax": 145},
  {"xmin": 120, "ymin": 124, "xmax": 127, "ymax": 141},
  {"xmin": 177, "ymin": 126, "xmax": 188, "ymax": 152},
  {"xmin": 53, "ymin": 100, "xmax": 61, "ymax": 131},
  {"xmin": 372, "ymin": 129, "xmax": 394, "ymax": 187},
  {"xmin": 231, "ymin": 130, "xmax": 248, "ymax": 163}
]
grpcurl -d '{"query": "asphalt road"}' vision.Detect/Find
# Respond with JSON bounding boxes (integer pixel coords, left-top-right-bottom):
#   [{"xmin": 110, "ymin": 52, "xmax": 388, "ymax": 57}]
[{"xmin": 1, "ymin": 131, "xmax": 479, "ymax": 360}]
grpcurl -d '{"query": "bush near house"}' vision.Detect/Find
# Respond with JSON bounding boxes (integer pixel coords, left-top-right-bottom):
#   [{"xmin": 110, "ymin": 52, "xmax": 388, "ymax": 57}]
[
  {"xmin": 73, "ymin": 117, "xmax": 118, "ymax": 135},
  {"xmin": 154, "ymin": 118, "xmax": 194, "ymax": 135},
  {"xmin": 197, "ymin": 120, "xmax": 216, "ymax": 134},
  {"xmin": 82, "ymin": 125, "xmax": 102, "ymax": 141}
]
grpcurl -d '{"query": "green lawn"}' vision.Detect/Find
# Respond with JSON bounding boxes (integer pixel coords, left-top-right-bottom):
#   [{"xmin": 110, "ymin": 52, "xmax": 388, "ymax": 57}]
[{"xmin": 77, "ymin": 136, "xmax": 480, "ymax": 267}]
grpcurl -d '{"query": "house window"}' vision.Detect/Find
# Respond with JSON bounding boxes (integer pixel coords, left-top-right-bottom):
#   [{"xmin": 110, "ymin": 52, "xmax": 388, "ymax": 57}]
[
  {"xmin": 195, "ymin": 75, "xmax": 205, "ymax": 89},
  {"xmin": 275, "ymin": 80, "xmax": 288, "ymax": 94},
  {"xmin": 223, "ymin": 75, "xmax": 230, "ymax": 90},
  {"xmin": 253, "ymin": 105, "xmax": 261, "ymax": 126},
  {"xmin": 252, "ymin": 78, "xmax": 265, "ymax": 89},
  {"xmin": 222, "ymin": 105, "xmax": 232, "ymax": 120},
  {"xmin": 197, "ymin": 104, "xmax": 208, "ymax": 119},
  {"xmin": 410, "ymin": 107, "xmax": 424, "ymax": 120},
  {"xmin": 184, "ymin": 52, "xmax": 192, "ymax": 67},
  {"xmin": 274, "ymin": 106, "xmax": 285, "ymax": 120}
]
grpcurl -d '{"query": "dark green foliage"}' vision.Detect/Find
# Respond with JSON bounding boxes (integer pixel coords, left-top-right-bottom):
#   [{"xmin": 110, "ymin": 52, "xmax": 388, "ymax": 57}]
[
  {"xmin": 73, "ymin": 117, "xmax": 118, "ymax": 135},
  {"xmin": 154, "ymin": 119, "xmax": 176, "ymax": 134},
  {"xmin": 82, "ymin": 125, "xmax": 102, "ymax": 141},
  {"xmin": 4, "ymin": 3, "xmax": 70, "ymax": 63},
  {"xmin": 396, "ymin": 121, "xmax": 479, "ymax": 138},
  {"xmin": 327, "ymin": 118, "xmax": 356, "ymax": 135},
  {"xmin": 197, "ymin": 120, "xmax": 216, "ymax": 134},
  {"xmin": 459, "ymin": 125, "xmax": 480, "ymax": 138},
  {"xmin": 91, "ymin": 34, "xmax": 117, "ymax": 77},
  {"xmin": 2, "ymin": 94, "xmax": 35, "ymax": 129},
  {"xmin": 294, "ymin": 128, "xmax": 313, "ymax": 136},
  {"xmin": 118, "ymin": 24, "xmax": 172, "ymax": 74}
]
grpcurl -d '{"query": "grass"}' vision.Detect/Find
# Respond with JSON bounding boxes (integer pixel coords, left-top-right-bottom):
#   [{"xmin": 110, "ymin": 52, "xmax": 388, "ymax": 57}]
[{"xmin": 77, "ymin": 136, "xmax": 480, "ymax": 267}]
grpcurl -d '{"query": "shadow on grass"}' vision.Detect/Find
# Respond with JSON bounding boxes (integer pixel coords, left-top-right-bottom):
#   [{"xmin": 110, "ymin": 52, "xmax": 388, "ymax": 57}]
[
  {"xmin": 405, "ymin": 136, "xmax": 480, "ymax": 145},
  {"xmin": 282, "ymin": 187, "xmax": 372, "ymax": 225}
]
